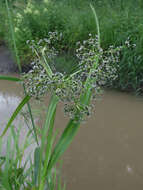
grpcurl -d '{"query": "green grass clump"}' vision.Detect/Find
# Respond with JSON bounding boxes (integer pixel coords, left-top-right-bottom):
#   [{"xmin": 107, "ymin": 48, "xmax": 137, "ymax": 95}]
[
  {"xmin": 0, "ymin": 125, "xmax": 65, "ymax": 190},
  {"xmin": 0, "ymin": 2, "xmax": 121, "ymax": 188},
  {"xmin": 0, "ymin": 1, "xmax": 6, "ymax": 44},
  {"xmin": 1, "ymin": 0, "xmax": 143, "ymax": 92}
]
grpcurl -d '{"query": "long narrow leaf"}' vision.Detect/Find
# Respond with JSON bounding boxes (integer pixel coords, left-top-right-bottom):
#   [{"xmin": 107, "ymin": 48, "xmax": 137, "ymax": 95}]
[
  {"xmin": 5, "ymin": 0, "xmax": 22, "ymax": 72},
  {"xmin": 34, "ymin": 147, "xmax": 41, "ymax": 186},
  {"xmin": 41, "ymin": 112, "xmax": 57, "ymax": 179},
  {"xmin": 47, "ymin": 119, "xmax": 80, "ymax": 171},
  {"xmin": 0, "ymin": 95, "xmax": 31, "ymax": 137},
  {"xmin": 41, "ymin": 95, "xmax": 59, "ymax": 151},
  {"xmin": 5, "ymin": 0, "xmax": 38, "ymax": 146},
  {"xmin": 3, "ymin": 134, "xmax": 11, "ymax": 190},
  {"xmin": 38, "ymin": 94, "xmax": 59, "ymax": 187},
  {"xmin": 0, "ymin": 75, "xmax": 21, "ymax": 82},
  {"xmin": 41, "ymin": 51, "xmax": 53, "ymax": 78},
  {"xmin": 48, "ymin": 77, "xmax": 92, "ymax": 171},
  {"xmin": 90, "ymin": 4, "xmax": 100, "ymax": 48}
]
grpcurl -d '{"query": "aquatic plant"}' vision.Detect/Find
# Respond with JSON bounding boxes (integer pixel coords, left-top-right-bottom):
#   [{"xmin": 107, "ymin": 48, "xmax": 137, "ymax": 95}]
[
  {"xmin": 1, "ymin": 0, "xmax": 143, "ymax": 92},
  {"xmin": 0, "ymin": 21, "xmax": 123, "ymax": 190},
  {"xmin": 23, "ymin": 31, "xmax": 121, "ymax": 121},
  {"xmin": 0, "ymin": 124, "xmax": 65, "ymax": 190},
  {"xmin": 0, "ymin": 32, "xmax": 122, "ymax": 190},
  {"xmin": 0, "ymin": 1, "xmax": 124, "ymax": 189}
]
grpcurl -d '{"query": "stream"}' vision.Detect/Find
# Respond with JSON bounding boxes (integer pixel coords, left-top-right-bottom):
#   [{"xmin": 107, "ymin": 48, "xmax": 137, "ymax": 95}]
[
  {"xmin": 1, "ymin": 79, "xmax": 143, "ymax": 190},
  {"xmin": 1, "ymin": 47, "xmax": 143, "ymax": 190}
]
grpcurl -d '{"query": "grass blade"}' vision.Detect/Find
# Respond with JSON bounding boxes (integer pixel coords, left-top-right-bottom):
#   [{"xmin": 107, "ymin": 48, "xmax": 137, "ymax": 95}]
[
  {"xmin": 0, "ymin": 95, "xmax": 31, "ymax": 137},
  {"xmin": 5, "ymin": 0, "xmax": 39, "ymax": 146},
  {"xmin": 5, "ymin": 0, "xmax": 21, "ymax": 72},
  {"xmin": 41, "ymin": 95, "xmax": 59, "ymax": 153},
  {"xmin": 34, "ymin": 147, "xmax": 41, "ymax": 186},
  {"xmin": 47, "ymin": 119, "xmax": 80, "ymax": 171},
  {"xmin": 3, "ymin": 134, "xmax": 12, "ymax": 190},
  {"xmin": 90, "ymin": 4, "xmax": 100, "ymax": 48},
  {"xmin": 0, "ymin": 75, "xmax": 21, "ymax": 82},
  {"xmin": 41, "ymin": 51, "xmax": 53, "ymax": 78},
  {"xmin": 38, "ymin": 94, "xmax": 59, "ymax": 189},
  {"xmin": 48, "ymin": 74, "xmax": 93, "ymax": 171}
]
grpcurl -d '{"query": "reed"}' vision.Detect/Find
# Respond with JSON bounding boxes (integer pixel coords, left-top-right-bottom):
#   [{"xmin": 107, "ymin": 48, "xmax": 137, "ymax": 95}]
[
  {"xmin": 0, "ymin": 2, "xmax": 124, "ymax": 189},
  {"xmin": 1, "ymin": 0, "xmax": 143, "ymax": 93}
]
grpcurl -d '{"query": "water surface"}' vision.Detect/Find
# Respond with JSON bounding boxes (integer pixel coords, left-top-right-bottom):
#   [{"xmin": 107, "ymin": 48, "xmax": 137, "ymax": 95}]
[{"xmin": 1, "ymin": 79, "xmax": 143, "ymax": 190}]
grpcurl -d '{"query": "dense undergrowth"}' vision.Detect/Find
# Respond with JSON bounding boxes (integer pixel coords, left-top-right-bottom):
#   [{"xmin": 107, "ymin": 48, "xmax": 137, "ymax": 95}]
[
  {"xmin": 0, "ymin": 1, "xmax": 142, "ymax": 189},
  {"xmin": 0, "ymin": 1, "xmax": 122, "ymax": 188},
  {"xmin": 1, "ymin": 0, "xmax": 143, "ymax": 93}
]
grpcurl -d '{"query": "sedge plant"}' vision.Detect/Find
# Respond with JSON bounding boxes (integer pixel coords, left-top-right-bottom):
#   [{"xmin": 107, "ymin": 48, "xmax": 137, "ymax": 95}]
[{"xmin": 0, "ymin": 2, "xmax": 123, "ymax": 189}]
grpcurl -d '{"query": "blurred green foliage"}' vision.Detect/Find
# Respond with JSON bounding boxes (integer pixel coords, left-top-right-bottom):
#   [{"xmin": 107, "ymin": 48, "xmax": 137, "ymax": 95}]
[{"xmin": 1, "ymin": 0, "xmax": 143, "ymax": 93}]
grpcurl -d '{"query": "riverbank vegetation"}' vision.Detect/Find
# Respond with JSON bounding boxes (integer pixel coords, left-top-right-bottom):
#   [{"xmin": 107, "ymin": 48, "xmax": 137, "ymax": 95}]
[
  {"xmin": 0, "ymin": 0, "xmax": 126, "ymax": 188},
  {"xmin": 1, "ymin": 0, "xmax": 143, "ymax": 93},
  {"xmin": 0, "ymin": 0, "xmax": 142, "ymax": 189},
  {"xmin": 0, "ymin": 31, "xmax": 123, "ymax": 190}
]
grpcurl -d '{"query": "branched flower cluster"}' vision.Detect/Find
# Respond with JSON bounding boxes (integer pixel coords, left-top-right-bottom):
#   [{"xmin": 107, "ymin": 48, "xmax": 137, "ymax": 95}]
[
  {"xmin": 26, "ymin": 32, "xmax": 61, "ymax": 61},
  {"xmin": 23, "ymin": 32, "xmax": 123, "ymax": 121},
  {"xmin": 76, "ymin": 34, "xmax": 122, "ymax": 87}
]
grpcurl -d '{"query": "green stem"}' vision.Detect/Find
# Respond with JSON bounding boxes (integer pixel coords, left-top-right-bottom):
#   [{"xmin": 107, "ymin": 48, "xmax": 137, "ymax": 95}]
[
  {"xmin": 90, "ymin": 4, "xmax": 100, "ymax": 49},
  {"xmin": 5, "ymin": 0, "xmax": 39, "ymax": 145}
]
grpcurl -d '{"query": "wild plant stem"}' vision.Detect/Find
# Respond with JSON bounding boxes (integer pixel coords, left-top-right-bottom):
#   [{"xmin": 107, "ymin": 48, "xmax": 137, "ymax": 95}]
[
  {"xmin": 5, "ymin": 0, "xmax": 39, "ymax": 146},
  {"xmin": 90, "ymin": 4, "xmax": 101, "ymax": 49},
  {"xmin": 5, "ymin": 0, "xmax": 21, "ymax": 72}
]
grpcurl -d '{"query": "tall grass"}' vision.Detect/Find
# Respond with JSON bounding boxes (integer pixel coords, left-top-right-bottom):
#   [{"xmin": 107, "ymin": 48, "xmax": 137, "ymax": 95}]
[
  {"xmin": 4, "ymin": 0, "xmax": 39, "ymax": 145},
  {"xmin": 0, "ymin": 126, "xmax": 34, "ymax": 190},
  {"xmin": 0, "ymin": 124, "xmax": 65, "ymax": 190},
  {"xmin": 1, "ymin": 0, "xmax": 143, "ymax": 92},
  {"xmin": 0, "ymin": 1, "xmax": 104, "ymax": 189},
  {"xmin": 0, "ymin": 1, "xmax": 124, "ymax": 188}
]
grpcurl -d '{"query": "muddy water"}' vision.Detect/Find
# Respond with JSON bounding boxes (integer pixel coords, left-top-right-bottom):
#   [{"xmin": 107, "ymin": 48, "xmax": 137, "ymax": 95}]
[
  {"xmin": 1, "ymin": 79, "xmax": 143, "ymax": 190},
  {"xmin": 0, "ymin": 46, "xmax": 17, "ymax": 73}
]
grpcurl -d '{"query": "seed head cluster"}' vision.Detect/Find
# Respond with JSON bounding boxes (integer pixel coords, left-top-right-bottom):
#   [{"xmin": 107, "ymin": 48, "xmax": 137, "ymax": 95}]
[
  {"xmin": 76, "ymin": 34, "xmax": 122, "ymax": 87},
  {"xmin": 23, "ymin": 32, "xmax": 123, "ymax": 121}
]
